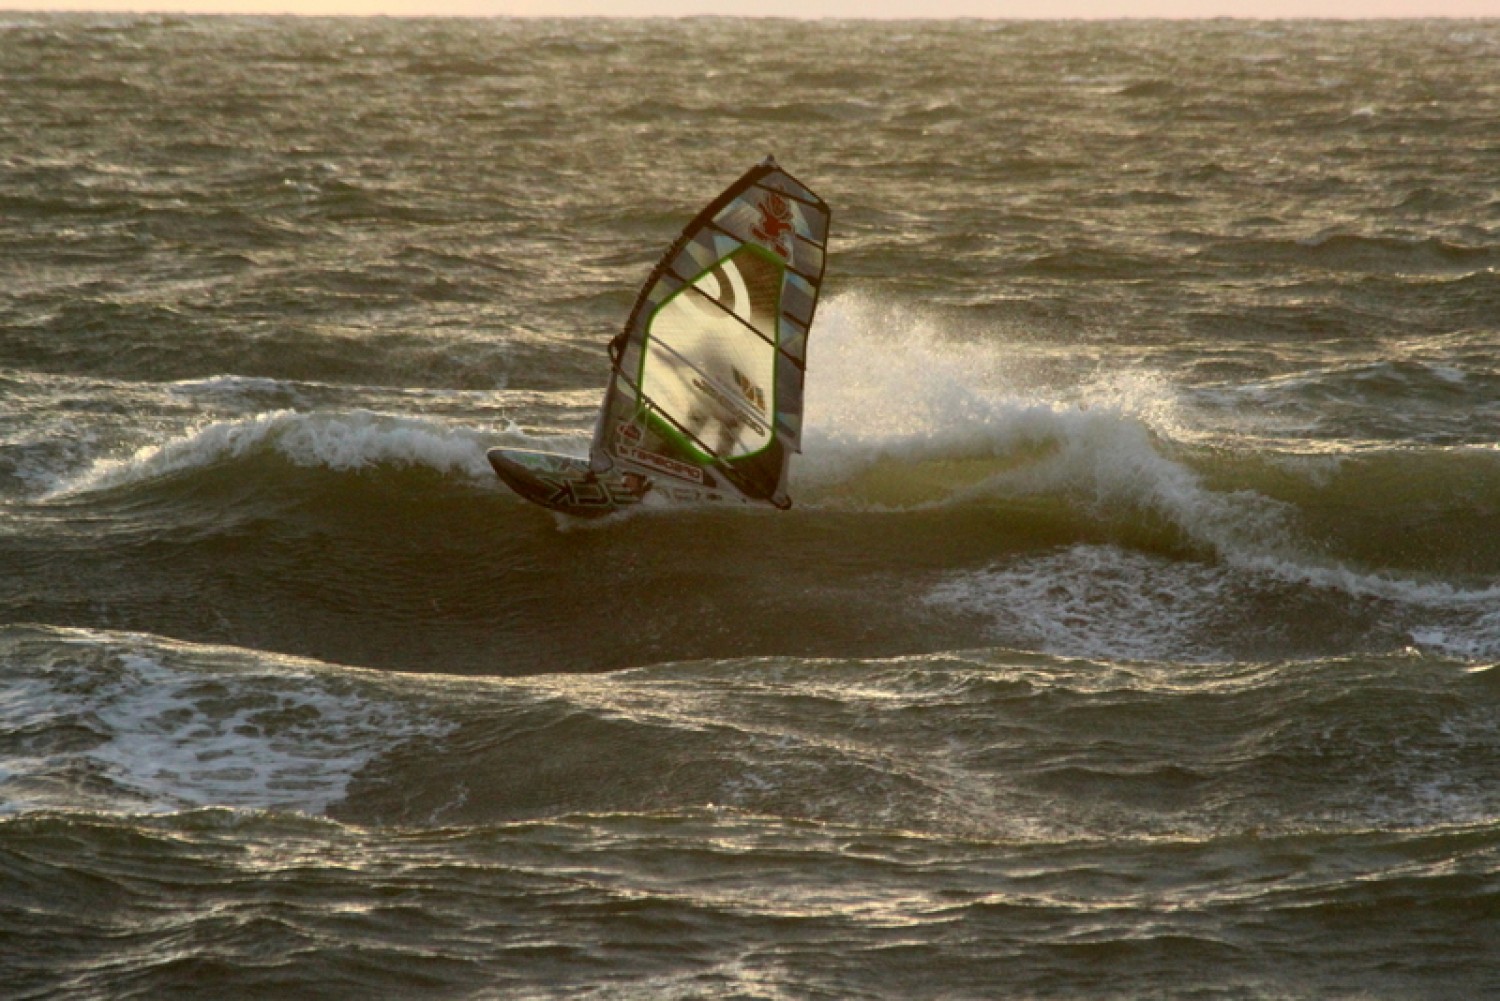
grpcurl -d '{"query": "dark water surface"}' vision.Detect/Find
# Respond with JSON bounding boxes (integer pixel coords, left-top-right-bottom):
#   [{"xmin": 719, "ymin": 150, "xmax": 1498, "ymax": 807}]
[{"xmin": 3, "ymin": 14, "xmax": 1499, "ymax": 998}]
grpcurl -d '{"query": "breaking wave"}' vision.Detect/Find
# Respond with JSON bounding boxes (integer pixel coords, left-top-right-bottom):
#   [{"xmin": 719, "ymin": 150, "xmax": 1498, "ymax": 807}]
[{"xmin": 44, "ymin": 409, "xmax": 510, "ymax": 499}]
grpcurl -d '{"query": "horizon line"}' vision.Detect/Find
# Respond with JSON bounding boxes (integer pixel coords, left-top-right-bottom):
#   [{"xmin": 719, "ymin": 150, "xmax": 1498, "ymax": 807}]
[{"xmin": 4, "ymin": 7, "xmax": 1498, "ymax": 17}]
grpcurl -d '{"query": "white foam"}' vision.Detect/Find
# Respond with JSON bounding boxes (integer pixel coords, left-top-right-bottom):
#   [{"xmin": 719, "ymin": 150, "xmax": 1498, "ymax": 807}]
[
  {"xmin": 1409, "ymin": 604, "xmax": 1500, "ymax": 660},
  {"xmin": 0, "ymin": 630, "xmax": 450, "ymax": 816},
  {"xmin": 926, "ymin": 545, "xmax": 1241, "ymax": 662},
  {"xmin": 167, "ymin": 374, "xmax": 299, "ymax": 398},
  {"xmin": 270, "ymin": 410, "xmax": 495, "ymax": 476},
  {"xmin": 929, "ymin": 542, "xmax": 1500, "ymax": 664},
  {"xmin": 46, "ymin": 409, "xmax": 525, "ymax": 497}
]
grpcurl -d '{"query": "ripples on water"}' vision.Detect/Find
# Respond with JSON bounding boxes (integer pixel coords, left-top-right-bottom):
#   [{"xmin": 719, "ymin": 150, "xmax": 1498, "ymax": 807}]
[{"xmin": 2, "ymin": 14, "xmax": 1499, "ymax": 999}]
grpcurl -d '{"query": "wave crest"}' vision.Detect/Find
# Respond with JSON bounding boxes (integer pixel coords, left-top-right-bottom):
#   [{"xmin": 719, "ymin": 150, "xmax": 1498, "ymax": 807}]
[{"xmin": 46, "ymin": 409, "xmax": 512, "ymax": 498}]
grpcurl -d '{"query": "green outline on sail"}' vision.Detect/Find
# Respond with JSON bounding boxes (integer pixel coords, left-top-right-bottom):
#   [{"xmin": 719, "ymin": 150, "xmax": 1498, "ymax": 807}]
[{"xmin": 636, "ymin": 242, "xmax": 784, "ymax": 465}]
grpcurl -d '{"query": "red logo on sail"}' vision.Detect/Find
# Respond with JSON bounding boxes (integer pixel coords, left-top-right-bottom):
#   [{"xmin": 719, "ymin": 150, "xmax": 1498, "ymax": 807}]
[{"xmin": 751, "ymin": 193, "xmax": 793, "ymax": 257}]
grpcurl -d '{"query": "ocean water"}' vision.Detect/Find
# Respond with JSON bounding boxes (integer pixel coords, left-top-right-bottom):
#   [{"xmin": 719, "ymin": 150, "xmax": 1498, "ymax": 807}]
[{"xmin": 3, "ymin": 13, "xmax": 1500, "ymax": 999}]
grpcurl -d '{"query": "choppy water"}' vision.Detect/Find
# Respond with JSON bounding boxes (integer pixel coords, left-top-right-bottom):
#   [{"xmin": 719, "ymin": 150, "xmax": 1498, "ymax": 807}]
[{"xmin": 4, "ymin": 14, "xmax": 1500, "ymax": 999}]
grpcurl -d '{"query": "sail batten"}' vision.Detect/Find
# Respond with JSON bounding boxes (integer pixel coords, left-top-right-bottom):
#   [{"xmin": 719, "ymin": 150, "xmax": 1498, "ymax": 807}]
[{"xmin": 589, "ymin": 160, "xmax": 830, "ymax": 506}]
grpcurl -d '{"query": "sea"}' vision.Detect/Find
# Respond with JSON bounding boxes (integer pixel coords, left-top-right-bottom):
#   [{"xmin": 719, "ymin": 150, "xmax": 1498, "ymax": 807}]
[{"xmin": 3, "ymin": 13, "xmax": 1499, "ymax": 999}]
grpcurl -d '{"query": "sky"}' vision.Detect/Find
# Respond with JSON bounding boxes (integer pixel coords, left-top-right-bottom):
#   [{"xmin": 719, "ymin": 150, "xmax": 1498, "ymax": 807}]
[{"xmin": 5, "ymin": 0, "xmax": 1498, "ymax": 15}]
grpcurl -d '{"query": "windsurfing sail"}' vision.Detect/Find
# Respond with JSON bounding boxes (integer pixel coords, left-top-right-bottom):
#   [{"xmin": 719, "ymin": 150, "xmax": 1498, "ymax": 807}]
[{"xmin": 589, "ymin": 156, "xmax": 830, "ymax": 509}]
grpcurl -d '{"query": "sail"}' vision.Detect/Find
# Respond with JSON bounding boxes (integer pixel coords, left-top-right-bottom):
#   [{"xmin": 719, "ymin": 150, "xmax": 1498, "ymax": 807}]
[{"xmin": 590, "ymin": 157, "xmax": 830, "ymax": 508}]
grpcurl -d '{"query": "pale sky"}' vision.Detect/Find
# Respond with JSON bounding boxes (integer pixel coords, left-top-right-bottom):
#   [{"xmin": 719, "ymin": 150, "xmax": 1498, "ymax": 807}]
[{"xmin": 5, "ymin": 0, "xmax": 1498, "ymax": 16}]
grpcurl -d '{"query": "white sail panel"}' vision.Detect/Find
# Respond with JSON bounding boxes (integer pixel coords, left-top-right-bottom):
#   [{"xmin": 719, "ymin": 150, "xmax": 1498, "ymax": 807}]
[{"xmin": 639, "ymin": 247, "xmax": 781, "ymax": 461}]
